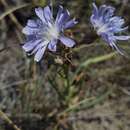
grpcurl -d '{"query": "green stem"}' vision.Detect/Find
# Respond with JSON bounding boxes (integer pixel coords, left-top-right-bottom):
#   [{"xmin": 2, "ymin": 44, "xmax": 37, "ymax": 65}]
[
  {"xmin": 59, "ymin": 87, "xmax": 113, "ymax": 116},
  {"xmin": 71, "ymin": 52, "xmax": 117, "ymax": 84}
]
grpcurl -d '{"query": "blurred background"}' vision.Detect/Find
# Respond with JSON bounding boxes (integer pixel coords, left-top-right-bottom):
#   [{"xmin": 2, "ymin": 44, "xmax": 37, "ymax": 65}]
[{"xmin": 0, "ymin": 0, "xmax": 130, "ymax": 130}]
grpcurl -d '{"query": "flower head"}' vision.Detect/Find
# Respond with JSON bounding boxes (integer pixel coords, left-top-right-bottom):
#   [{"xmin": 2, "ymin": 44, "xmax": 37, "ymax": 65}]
[
  {"xmin": 90, "ymin": 3, "xmax": 130, "ymax": 54},
  {"xmin": 22, "ymin": 5, "xmax": 77, "ymax": 62}
]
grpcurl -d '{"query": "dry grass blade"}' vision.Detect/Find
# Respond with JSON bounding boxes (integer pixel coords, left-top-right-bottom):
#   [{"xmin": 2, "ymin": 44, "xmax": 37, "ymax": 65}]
[
  {"xmin": 0, "ymin": 110, "xmax": 21, "ymax": 130},
  {"xmin": 0, "ymin": 3, "xmax": 30, "ymax": 21}
]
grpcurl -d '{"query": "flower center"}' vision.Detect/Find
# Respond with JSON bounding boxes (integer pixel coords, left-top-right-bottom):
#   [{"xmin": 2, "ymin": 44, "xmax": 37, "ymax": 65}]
[
  {"xmin": 97, "ymin": 24, "xmax": 107, "ymax": 35},
  {"xmin": 94, "ymin": 20, "xmax": 108, "ymax": 35},
  {"xmin": 46, "ymin": 23, "xmax": 59, "ymax": 41}
]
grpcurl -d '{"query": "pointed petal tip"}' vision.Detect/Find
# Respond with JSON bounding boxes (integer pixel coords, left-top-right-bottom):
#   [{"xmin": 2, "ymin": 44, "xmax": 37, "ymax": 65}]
[
  {"xmin": 74, "ymin": 20, "xmax": 78, "ymax": 24},
  {"xmin": 72, "ymin": 18, "xmax": 78, "ymax": 24},
  {"xmin": 66, "ymin": 9, "xmax": 70, "ymax": 16},
  {"xmin": 22, "ymin": 44, "xmax": 28, "ymax": 52},
  {"xmin": 92, "ymin": 2, "xmax": 97, "ymax": 8},
  {"xmin": 34, "ymin": 54, "xmax": 42, "ymax": 62},
  {"xmin": 35, "ymin": 7, "xmax": 42, "ymax": 13},
  {"xmin": 22, "ymin": 27, "xmax": 26, "ymax": 34},
  {"xmin": 34, "ymin": 58, "xmax": 40, "ymax": 62},
  {"xmin": 59, "ymin": 36, "xmax": 76, "ymax": 48},
  {"xmin": 59, "ymin": 5, "xmax": 63, "ymax": 9}
]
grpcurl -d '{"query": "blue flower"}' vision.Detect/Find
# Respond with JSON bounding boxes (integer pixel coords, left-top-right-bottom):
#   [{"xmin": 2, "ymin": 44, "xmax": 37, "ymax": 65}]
[
  {"xmin": 22, "ymin": 5, "xmax": 77, "ymax": 62},
  {"xmin": 90, "ymin": 3, "xmax": 130, "ymax": 54}
]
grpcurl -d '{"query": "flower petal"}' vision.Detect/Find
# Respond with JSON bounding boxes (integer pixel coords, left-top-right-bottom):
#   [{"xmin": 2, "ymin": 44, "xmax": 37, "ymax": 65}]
[
  {"xmin": 115, "ymin": 36, "xmax": 130, "ymax": 41},
  {"xmin": 30, "ymin": 42, "xmax": 44, "ymax": 55},
  {"xmin": 22, "ymin": 39, "xmax": 42, "ymax": 52},
  {"xmin": 27, "ymin": 20, "xmax": 37, "ymax": 28},
  {"xmin": 35, "ymin": 7, "xmax": 46, "ymax": 23},
  {"xmin": 104, "ymin": 7, "xmax": 115, "ymax": 22},
  {"xmin": 22, "ymin": 26, "xmax": 39, "ymax": 35},
  {"xmin": 64, "ymin": 18, "xmax": 78, "ymax": 29},
  {"xmin": 48, "ymin": 39, "xmax": 57, "ymax": 52},
  {"xmin": 57, "ymin": 10, "xmax": 70, "ymax": 25},
  {"xmin": 43, "ymin": 6, "xmax": 53, "ymax": 23},
  {"xmin": 110, "ymin": 42, "xmax": 124, "ymax": 55},
  {"xmin": 92, "ymin": 3, "xmax": 99, "ymax": 18},
  {"xmin": 56, "ymin": 5, "xmax": 64, "ymax": 23},
  {"xmin": 34, "ymin": 45, "xmax": 47, "ymax": 62},
  {"xmin": 59, "ymin": 36, "xmax": 76, "ymax": 47}
]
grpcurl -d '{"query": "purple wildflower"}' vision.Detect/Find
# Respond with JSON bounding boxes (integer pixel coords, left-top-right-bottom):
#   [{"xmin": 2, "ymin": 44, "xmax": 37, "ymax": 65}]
[
  {"xmin": 22, "ymin": 5, "xmax": 77, "ymax": 62},
  {"xmin": 90, "ymin": 3, "xmax": 130, "ymax": 54}
]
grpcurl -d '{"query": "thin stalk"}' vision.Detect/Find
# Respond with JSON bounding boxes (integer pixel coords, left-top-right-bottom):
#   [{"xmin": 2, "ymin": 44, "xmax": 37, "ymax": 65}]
[
  {"xmin": 71, "ymin": 52, "xmax": 117, "ymax": 84},
  {"xmin": 58, "ymin": 87, "xmax": 113, "ymax": 116},
  {"xmin": 0, "ymin": 110, "xmax": 21, "ymax": 130}
]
